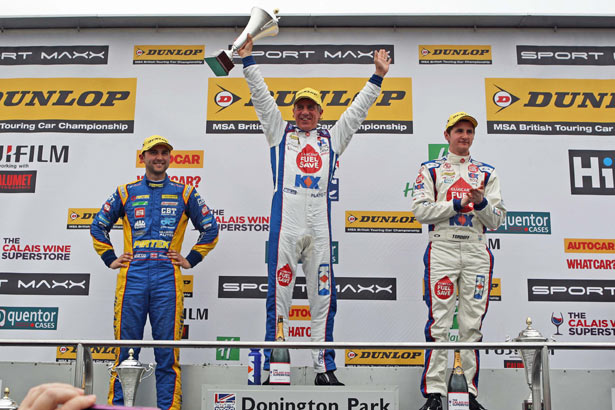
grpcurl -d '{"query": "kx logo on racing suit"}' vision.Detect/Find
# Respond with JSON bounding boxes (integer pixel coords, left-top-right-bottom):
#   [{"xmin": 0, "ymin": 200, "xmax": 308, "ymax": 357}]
[
  {"xmin": 295, "ymin": 175, "xmax": 321, "ymax": 189},
  {"xmin": 450, "ymin": 214, "xmax": 474, "ymax": 227}
]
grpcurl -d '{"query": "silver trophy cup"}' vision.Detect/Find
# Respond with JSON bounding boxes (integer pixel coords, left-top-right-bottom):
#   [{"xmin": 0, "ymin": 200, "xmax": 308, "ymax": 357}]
[
  {"xmin": 0, "ymin": 388, "xmax": 18, "ymax": 410},
  {"xmin": 513, "ymin": 318, "xmax": 547, "ymax": 410},
  {"xmin": 205, "ymin": 7, "xmax": 279, "ymax": 76},
  {"xmin": 109, "ymin": 348, "xmax": 154, "ymax": 407}
]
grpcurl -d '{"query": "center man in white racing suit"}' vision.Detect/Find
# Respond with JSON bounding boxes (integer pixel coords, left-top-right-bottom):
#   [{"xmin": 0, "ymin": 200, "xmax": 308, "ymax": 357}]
[
  {"xmin": 412, "ymin": 112, "xmax": 506, "ymax": 410},
  {"xmin": 239, "ymin": 35, "xmax": 390, "ymax": 385}
]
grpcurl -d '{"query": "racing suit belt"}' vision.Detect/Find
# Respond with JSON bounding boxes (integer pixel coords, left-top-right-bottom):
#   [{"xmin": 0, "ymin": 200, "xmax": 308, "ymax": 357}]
[{"xmin": 429, "ymin": 231, "xmax": 485, "ymax": 243}]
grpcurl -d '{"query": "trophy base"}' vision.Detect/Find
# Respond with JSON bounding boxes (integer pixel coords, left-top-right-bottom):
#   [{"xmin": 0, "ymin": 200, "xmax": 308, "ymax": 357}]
[{"xmin": 205, "ymin": 50, "xmax": 235, "ymax": 76}]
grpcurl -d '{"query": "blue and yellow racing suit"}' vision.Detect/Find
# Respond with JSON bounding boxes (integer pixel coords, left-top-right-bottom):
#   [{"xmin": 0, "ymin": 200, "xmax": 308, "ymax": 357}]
[{"xmin": 90, "ymin": 175, "xmax": 218, "ymax": 410}]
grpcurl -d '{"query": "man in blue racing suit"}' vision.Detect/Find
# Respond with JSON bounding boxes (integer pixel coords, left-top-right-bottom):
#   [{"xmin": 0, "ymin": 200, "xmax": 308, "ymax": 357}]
[
  {"xmin": 90, "ymin": 135, "xmax": 219, "ymax": 410},
  {"xmin": 238, "ymin": 35, "xmax": 390, "ymax": 385}
]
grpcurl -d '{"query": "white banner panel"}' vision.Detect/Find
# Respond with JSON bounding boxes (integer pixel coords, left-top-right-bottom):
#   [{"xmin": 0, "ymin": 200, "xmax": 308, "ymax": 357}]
[{"xmin": 0, "ymin": 26, "xmax": 614, "ymax": 372}]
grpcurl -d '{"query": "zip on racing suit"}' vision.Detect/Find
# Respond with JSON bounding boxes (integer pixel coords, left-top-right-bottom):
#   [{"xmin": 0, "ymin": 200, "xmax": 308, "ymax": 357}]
[
  {"xmin": 90, "ymin": 175, "xmax": 219, "ymax": 410},
  {"xmin": 411, "ymin": 152, "xmax": 506, "ymax": 397},
  {"xmin": 242, "ymin": 56, "xmax": 383, "ymax": 373}
]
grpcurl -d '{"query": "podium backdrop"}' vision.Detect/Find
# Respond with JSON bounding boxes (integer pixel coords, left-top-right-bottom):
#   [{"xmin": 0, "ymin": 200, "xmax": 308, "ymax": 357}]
[{"xmin": 1, "ymin": 25, "xmax": 614, "ymax": 370}]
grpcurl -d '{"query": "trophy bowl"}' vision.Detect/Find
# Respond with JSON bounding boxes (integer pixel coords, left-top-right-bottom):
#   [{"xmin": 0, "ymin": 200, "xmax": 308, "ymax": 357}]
[{"xmin": 205, "ymin": 7, "xmax": 279, "ymax": 76}]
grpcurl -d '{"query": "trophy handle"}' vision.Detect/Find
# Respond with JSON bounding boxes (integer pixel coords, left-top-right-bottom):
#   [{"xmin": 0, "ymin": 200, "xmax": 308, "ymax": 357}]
[{"xmin": 140, "ymin": 363, "xmax": 155, "ymax": 381}]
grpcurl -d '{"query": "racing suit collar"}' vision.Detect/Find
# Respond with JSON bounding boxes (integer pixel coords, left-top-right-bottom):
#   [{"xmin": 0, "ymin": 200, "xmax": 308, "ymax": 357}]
[
  {"xmin": 144, "ymin": 174, "xmax": 170, "ymax": 188},
  {"xmin": 294, "ymin": 124, "xmax": 318, "ymax": 133},
  {"xmin": 446, "ymin": 152, "xmax": 471, "ymax": 165}
]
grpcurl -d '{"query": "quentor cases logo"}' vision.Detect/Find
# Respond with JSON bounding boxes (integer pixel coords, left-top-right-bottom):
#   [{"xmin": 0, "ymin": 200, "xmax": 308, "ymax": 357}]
[
  {"xmin": 0, "ymin": 306, "xmax": 58, "ymax": 329},
  {"xmin": 569, "ymin": 150, "xmax": 615, "ymax": 195},
  {"xmin": 0, "ymin": 78, "xmax": 136, "ymax": 133},
  {"xmin": 488, "ymin": 211, "xmax": 551, "ymax": 234},
  {"xmin": 206, "ymin": 77, "xmax": 413, "ymax": 134},
  {"xmin": 419, "ymin": 45, "xmax": 492, "ymax": 64},
  {"xmin": 486, "ymin": 78, "xmax": 615, "ymax": 135}
]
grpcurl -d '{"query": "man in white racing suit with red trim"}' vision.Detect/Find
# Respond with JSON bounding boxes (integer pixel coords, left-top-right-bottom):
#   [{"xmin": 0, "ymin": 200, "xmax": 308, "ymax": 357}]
[
  {"xmin": 239, "ymin": 35, "xmax": 390, "ymax": 385},
  {"xmin": 412, "ymin": 112, "xmax": 506, "ymax": 410}
]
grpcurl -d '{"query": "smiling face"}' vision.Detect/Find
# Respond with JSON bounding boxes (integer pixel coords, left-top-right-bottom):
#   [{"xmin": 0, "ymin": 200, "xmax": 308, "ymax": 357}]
[
  {"xmin": 293, "ymin": 98, "xmax": 323, "ymax": 131},
  {"xmin": 139, "ymin": 145, "xmax": 170, "ymax": 180},
  {"xmin": 444, "ymin": 120, "xmax": 475, "ymax": 156}
]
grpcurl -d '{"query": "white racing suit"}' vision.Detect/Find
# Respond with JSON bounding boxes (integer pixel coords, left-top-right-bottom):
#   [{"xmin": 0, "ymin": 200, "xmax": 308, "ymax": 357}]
[
  {"xmin": 243, "ymin": 58, "xmax": 382, "ymax": 373},
  {"xmin": 411, "ymin": 152, "xmax": 506, "ymax": 397}
]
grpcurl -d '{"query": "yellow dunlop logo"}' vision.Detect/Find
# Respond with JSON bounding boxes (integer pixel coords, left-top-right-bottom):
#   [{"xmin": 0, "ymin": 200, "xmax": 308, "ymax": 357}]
[
  {"xmin": 56, "ymin": 345, "xmax": 117, "ymax": 362},
  {"xmin": 136, "ymin": 150, "xmax": 204, "ymax": 168},
  {"xmin": 133, "ymin": 45, "xmax": 204, "ymax": 64},
  {"xmin": 206, "ymin": 77, "xmax": 413, "ymax": 134},
  {"xmin": 564, "ymin": 238, "xmax": 615, "ymax": 253},
  {"xmin": 289, "ymin": 305, "xmax": 311, "ymax": 321},
  {"xmin": 345, "ymin": 211, "xmax": 421, "ymax": 233},
  {"xmin": 0, "ymin": 78, "xmax": 136, "ymax": 133},
  {"xmin": 183, "ymin": 275, "xmax": 194, "ymax": 297},
  {"xmin": 67, "ymin": 208, "xmax": 122, "ymax": 230},
  {"xmin": 486, "ymin": 78, "xmax": 615, "ymax": 135},
  {"xmin": 419, "ymin": 45, "xmax": 492, "ymax": 64},
  {"xmin": 490, "ymin": 278, "xmax": 502, "ymax": 301},
  {"xmin": 345, "ymin": 349, "xmax": 424, "ymax": 366}
]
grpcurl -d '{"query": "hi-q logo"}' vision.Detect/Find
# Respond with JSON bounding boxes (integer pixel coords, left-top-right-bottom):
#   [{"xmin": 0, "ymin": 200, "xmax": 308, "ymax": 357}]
[{"xmin": 569, "ymin": 150, "xmax": 615, "ymax": 195}]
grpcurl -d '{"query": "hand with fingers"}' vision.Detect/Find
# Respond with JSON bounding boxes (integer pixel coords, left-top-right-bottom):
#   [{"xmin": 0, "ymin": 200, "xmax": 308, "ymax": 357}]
[
  {"xmin": 167, "ymin": 249, "xmax": 192, "ymax": 269},
  {"xmin": 374, "ymin": 49, "xmax": 391, "ymax": 77},
  {"xmin": 19, "ymin": 383, "xmax": 96, "ymax": 410},
  {"xmin": 238, "ymin": 33, "xmax": 254, "ymax": 58},
  {"xmin": 109, "ymin": 253, "xmax": 133, "ymax": 269}
]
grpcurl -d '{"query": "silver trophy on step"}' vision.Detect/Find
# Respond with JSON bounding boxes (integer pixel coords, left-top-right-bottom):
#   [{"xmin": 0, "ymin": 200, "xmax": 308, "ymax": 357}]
[
  {"xmin": 205, "ymin": 7, "xmax": 279, "ymax": 76},
  {"xmin": 109, "ymin": 348, "xmax": 154, "ymax": 406},
  {"xmin": 514, "ymin": 318, "xmax": 548, "ymax": 410}
]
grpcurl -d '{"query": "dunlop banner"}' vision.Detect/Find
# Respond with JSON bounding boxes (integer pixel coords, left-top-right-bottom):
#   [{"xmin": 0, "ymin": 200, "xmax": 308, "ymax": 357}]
[
  {"xmin": 0, "ymin": 78, "xmax": 136, "ymax": 133},
  {"xmin": 133, "ymin": 45, "xmax": 205, "ymax": 64},
  {"xmin": 206, "ymin": 77, "xmax": 412, "ymax": 134},
  {"xmin": 419, "ymin": 45, "xmax": 492, "ymax": 64},
  {"xmin": 345, "ymin": 349, "xmax": 424, "ymax": 366},
  {"xmin": 345, "ymin": 211, "xmax": 422, "ymax": 233},
  {"xmin": 67, "ymin": 208, "xmax": 122, "ymax": 229},
  {"xmin": 485, "ymin": 78, "xmax": 615, "ymax": 135},
  {"xmin": 56, "ymin": 345, "xmax": 116, "ymax": 362}
]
